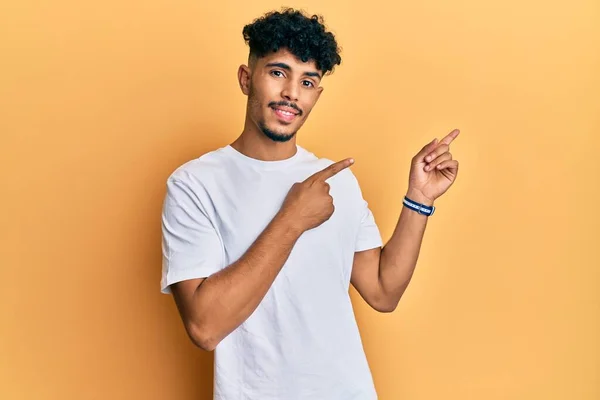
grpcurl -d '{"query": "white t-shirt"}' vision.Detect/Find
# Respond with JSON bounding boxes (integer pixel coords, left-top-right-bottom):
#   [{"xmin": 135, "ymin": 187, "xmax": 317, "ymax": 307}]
[{"xmin": 161, "ymin": 143, "xmax": 383, "ymax": 400}]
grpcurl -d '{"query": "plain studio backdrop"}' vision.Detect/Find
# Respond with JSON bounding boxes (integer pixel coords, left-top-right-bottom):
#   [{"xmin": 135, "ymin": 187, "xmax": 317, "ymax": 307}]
[{"xmin": 1, "ymin": 1, "xmax": 598, "ymax": 399}]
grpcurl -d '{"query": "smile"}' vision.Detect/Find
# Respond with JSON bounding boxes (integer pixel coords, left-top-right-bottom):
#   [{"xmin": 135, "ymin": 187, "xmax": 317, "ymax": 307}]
[
  {"xmin": 271, "ymin": 107, "xmax": 299, "ymax": 122},
  {"xmin": 277, "ymin": 109, "xmax": 295, "ymax": 116}
]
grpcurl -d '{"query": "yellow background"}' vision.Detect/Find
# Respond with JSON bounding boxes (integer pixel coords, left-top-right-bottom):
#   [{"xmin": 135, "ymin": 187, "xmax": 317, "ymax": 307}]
[{"xmin": 2, "ymin": 0, "xmax": 598, "ymax": 399}]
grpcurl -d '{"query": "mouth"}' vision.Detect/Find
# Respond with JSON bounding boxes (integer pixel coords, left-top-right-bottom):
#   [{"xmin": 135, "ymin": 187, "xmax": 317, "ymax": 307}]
[{"xmin": 270, "ymin": 105, "xmax": 300, "ymax": 123}]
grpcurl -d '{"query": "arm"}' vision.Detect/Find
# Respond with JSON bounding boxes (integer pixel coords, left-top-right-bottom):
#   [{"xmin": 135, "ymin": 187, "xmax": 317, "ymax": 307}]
[
  {"xmin": 169, "ymin": 158, "xmax": 354, "ymax": 351},
  {"xmin": 351, "ymin": 129, "xmax": 460, "ymax": 312},
  {"xmin": 172, "ymin": 212, "xmax": 302, "ymax": 351},
  {"xmin": 350, "ymin": 188, "xmax": 431, "ymax": 313}
]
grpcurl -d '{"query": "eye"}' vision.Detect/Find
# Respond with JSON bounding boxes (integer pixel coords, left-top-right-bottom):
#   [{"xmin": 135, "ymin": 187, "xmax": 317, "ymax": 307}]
[
  {"xmin": 271, "ymin": 70, "xmax": 284, "ymax": 78},
  {"xmin": 302, "ymin": 80, "xmax": 314, "ymax": 88}
]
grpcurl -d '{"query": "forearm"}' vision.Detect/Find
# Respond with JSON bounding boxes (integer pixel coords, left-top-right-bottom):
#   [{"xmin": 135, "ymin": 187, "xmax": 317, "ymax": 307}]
[
  {"xmin": 379, "ymin": 189, "xmax": 432, "ymax": 303},
  {"xmin": 191, "ymin": 212, "xmax": 302, "ymax": 348}
]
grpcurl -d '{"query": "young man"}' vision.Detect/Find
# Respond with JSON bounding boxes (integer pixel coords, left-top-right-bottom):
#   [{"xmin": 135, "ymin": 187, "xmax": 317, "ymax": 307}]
[{"xmin": 161, "ymin": 8, "xmax": 460, "ymax": 400}]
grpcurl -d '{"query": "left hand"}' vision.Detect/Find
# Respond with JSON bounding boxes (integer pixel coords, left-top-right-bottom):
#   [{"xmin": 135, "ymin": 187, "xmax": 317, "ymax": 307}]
[{"xmin": 407, "ymin": 129, "xmax": 460, "ymax": 205}]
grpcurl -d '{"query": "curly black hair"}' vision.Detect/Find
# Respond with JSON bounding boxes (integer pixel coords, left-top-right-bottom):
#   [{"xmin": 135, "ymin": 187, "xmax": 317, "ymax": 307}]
[{"xmin": 242, "ymin": 8, "xmax": 342, "ymax": 75}]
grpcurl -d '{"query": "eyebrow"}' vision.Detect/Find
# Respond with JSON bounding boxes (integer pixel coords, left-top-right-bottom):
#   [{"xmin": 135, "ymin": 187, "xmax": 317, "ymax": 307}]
[{"xmin": 265, "ymin": 62, "xmax": 322, "ymax": 79}]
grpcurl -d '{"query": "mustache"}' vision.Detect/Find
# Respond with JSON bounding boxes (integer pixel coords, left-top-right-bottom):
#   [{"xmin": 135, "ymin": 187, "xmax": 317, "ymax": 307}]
[{"xmin": 268, "ymin": 101, "xmax": 303, "ymax": 116}]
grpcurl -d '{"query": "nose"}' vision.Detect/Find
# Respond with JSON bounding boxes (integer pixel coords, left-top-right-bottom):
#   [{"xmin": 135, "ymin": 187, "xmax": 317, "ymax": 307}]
[{"xmin": 281, "ymin": 80, "xmax": 299, "ymax": 102}]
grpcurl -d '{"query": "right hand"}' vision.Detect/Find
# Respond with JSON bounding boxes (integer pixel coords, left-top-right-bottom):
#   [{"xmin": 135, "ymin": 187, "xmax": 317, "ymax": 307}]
[{"xmin": 279, "ymin": 158, "xmax": 354, "ymax": 233}]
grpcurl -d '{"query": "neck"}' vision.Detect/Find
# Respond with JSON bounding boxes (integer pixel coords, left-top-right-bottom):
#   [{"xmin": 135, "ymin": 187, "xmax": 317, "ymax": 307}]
[{"xmin": 230, "ymin": 115, "xmax": 298, "ymax": 161}]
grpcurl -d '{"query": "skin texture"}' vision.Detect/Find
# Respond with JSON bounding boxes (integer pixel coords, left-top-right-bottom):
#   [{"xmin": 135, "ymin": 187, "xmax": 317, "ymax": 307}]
[{"xmin": 229, "ymin": 48, "xmax": 324, "ymax": 160}]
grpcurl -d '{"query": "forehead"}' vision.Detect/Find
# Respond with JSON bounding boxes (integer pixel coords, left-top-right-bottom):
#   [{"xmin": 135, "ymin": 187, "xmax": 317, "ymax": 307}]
[{"xmin": 257, "ymin": 48, "xmax": 320, "ymax": 72}]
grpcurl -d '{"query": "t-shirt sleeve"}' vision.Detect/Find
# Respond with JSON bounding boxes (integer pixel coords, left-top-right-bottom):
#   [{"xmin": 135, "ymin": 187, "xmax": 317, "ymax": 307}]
[
  {"xmin": 355, "ymin": 197, "xmax": 383, "ymax": 252},
  {"xmin": 351, "ymin": 174, "xmax": 383, "ymax": 252},
  {"xmin": 161, "ymin": 177, "xmax": 225, "ymax": 294}
]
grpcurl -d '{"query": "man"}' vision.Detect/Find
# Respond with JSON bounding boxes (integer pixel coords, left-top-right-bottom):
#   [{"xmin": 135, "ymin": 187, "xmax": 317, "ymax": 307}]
[{"xmin": 161, "ymin": 8, "xmax": 460, "ymax": 400}]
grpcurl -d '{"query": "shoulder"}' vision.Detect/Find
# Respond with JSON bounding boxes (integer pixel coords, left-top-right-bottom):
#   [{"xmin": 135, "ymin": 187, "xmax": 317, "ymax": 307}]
[
  {"xmin": 163, "ymin": 147, "xmax": 233, "ymax": 205},
  {"xmin": 167, "ymin": 147, "xmax": 229, "ymax": 185}
]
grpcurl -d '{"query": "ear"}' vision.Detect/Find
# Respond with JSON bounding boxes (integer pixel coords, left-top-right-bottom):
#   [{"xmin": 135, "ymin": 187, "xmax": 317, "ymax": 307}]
[
  {"xmin": 316, "ymin": 85, "xmax": 324, "ymax": 100},
  {"xmin": 238, "ymin": 64, "xmax": 251, "ymax": 96}
]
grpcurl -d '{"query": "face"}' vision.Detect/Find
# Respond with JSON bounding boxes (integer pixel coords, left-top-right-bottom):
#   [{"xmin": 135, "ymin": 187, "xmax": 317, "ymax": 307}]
[{"xmin": 238, "ymin": 48, "xmax": 324, "ymax": 143}]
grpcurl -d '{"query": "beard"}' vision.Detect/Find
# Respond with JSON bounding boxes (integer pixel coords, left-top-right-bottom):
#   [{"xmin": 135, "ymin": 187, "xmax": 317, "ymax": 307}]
[
  {"xmin": 258, "ymin": 121, "xmax": 297, "ymax": 143},
  {"xmin": 248, "ymin": 83, "xmax": 299, "ymax": 143}
]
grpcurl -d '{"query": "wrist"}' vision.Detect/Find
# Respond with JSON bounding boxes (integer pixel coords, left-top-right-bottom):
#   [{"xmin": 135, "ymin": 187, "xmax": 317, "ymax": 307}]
[
  {"xmin": 405, "ymin": 188, "xmax": 434, "ymax": 207},
  {"xmin": 274, "ymin": 210, "xmax": 304, "ymax": 239}
]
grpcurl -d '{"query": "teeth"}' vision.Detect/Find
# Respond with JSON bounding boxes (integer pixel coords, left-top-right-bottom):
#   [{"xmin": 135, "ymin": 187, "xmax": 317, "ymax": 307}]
[{"xmin": 276, "ymin": 109, "xmax": 294, "ymax": 116}]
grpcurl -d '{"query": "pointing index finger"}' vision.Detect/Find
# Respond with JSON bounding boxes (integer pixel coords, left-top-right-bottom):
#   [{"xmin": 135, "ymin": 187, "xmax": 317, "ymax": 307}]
[
  {"xmin": 308, "ymin": 158, "xmax": 354, "ymax": 182},
  {"xmin": 439, "ymin": 129, "xmax": 460, "ymax": 146}
]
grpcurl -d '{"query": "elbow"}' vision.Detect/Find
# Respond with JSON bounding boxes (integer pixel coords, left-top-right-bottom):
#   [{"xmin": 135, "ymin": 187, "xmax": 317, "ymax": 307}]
[
  {"xmin": 376, "ymin": 302, "xmax": 398, "ymax": 313},
  {"xmin": 186, "ymin": 321, "xmax": 220, "ymax": 351},
  {"xmin": 373, "ymin": 295, "xmax": 400, "ymax": 313},
  {"xmin": 374, "ymin": 284, "xmax": 410, "ymax": 313}
]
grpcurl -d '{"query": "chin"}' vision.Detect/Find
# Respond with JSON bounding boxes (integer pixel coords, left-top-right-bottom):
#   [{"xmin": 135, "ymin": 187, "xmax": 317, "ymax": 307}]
[{"xmin": 259, "ymin": 123, "xmax": 297, "ymax": 143}]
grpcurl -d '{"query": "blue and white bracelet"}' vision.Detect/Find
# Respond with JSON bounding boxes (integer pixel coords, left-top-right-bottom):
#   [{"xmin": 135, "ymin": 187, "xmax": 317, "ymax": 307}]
[{"xmin": 403, "ymin": 196, "xmax": 435, "ymax": 216}]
